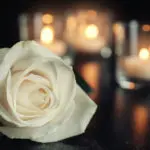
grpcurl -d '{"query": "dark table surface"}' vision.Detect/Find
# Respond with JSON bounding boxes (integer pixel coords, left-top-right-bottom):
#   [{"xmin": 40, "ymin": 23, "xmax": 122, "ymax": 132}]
[
  {"xmin": 1, "ymin": 86, "xmax": 150, "ymax": 150},
  {"xmin": 94, "ymin": 86, "xmax": 150, "ymax": 150}
]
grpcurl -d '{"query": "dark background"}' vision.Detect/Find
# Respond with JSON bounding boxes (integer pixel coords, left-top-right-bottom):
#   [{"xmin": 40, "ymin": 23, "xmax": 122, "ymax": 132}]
[
  {"xmin": 0, "ymin": 1, "xmax": 150, "ymax": 150},
  {"xmin": 0, "ymin": 0, "xmax": 150, "ymax": 47}
]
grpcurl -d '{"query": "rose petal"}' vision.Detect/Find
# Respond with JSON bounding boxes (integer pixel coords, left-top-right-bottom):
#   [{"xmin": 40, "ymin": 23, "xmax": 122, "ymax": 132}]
[
  {"xmin": 16, "ymin": 81, "xmax": 44, "ymax": 112},
  {"xmin": 0, "ymin": 42, "xmax": 28, "ymax": 83},
  {"xmin": 0, "ymin": 99, "xmax": 74, "ymax": 140},
  {"xmin": 2, "ymin": 62, "xmax": 57, "ymax": 127},
  {"xmin": 12, "ymin": 59, "xmax": 57, "ymax": 95},
  {"xmin": 34, "ymin": 85, "xmax": 97, "ymax": 143},
  {"xmin": 0, "ymin": 41, "xmax": 97, "ymax": 143},
  {"xmin": 16, "ymin": 82, "xmax": 58, "ymax": 127},
  {"xmin": 26, "ymin": 41, "xmax": 61, "ymax": 61},
  {"xmin": 4, "ymin": 71, "xmax": 38, "ymax": 127},
  {"xmin": 0, "ymin": 85, "xmax": 97, "ymax": 143},
  {"xmin": 10, "ymin": 59, "xmax": 60, "ymax": 127},
  {"xmin": 0, "ymin": 48, "xmax": 9, "ymax": 64},
  {"xmin": 11, "ymin": 59, "xmax": 56, "ymax": 107},
  {"xmin": 51, "ymin": 61, "xmax": 76, "ymax": 118},
  {"xmin": 0, "ymin": 41, "xmax": 61, "ymax": 84},
  {"xmin": 54, "ymin": 61, "xmax": 76, "ymax": 104},
  {"xmin": 26, "ymin": 73, "xmax": 50, "ymax": 88},
  {"xmin": 11, "ymin": 72, "xmax": 43, "ymax": 112},
  {"xmin": 17, "ymin": 105, "xmax": 43, "ymax": 119}
]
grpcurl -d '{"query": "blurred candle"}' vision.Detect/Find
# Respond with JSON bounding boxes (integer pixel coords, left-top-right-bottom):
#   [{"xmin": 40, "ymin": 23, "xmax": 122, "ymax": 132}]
[
  {"xmin": 40, "ymin": 26, "xmax": 54, "ymax": 44},
  {"xmin": 142, "ymin": 24, "xmax": 150, "ymax": 32},
  {"xmin": 121, "ymin": 48, "xmax": 150, "ymax": 79},
  {"xmin": 42, "ymin": 14, "xmax": 53, "ymax": 24},
  {"xmin": 40, "ymin": 25, "xmax": 67, "ymax": 56},
  {"xmin": 84, "ymin": 24, "xmax": 99, "ymax": 39},
  {"xmin": 18, "ymin": 12, "xmax": 67, "ymax": 57},
  {"xmin": 139, "ymin": 48, "xmax": 150, "ymax": 60},
  {"xmin": 74, "ymin": 23, "xmax": 105, "ymax": 52},
  {"xmin": 64, "ymin": 10, "xmax": 111, "ymax": 53},
  {"xmin": 67, "ymin": 9, "xmax": 112, "ymax": 103}
]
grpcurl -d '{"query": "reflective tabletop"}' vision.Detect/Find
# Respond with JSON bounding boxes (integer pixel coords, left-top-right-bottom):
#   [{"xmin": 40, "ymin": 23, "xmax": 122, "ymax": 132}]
[{"xmin": 95, "ymin": 87, "xmax": 150, "ymax": 150}]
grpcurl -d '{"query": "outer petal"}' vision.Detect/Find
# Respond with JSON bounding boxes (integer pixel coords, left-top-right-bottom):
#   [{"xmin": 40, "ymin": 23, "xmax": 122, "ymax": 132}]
[
  {"xmin": 51, "ymin": 61, "xmax": 76, "ymax": 121},
  {"xmin": 0, "ymin": 48, "xmax": 9, "ymax": 64},
  {"xmin": 0, "ymin": 41, "xmax": 63, "ymax": 84},
  {"xmin": 0, "ymin": 42, "xmax": 28, "ymax": 83},
  {"xmin": 0, "ymin": 85, "xmax": 97, "ymax": 143},
  {"xmin": 34, "ymin": 85, "xmax": 97, "ymax": 143},
  {"xmin": 25, "ymin": 41, "xmax": 61, "ymax": 61}
]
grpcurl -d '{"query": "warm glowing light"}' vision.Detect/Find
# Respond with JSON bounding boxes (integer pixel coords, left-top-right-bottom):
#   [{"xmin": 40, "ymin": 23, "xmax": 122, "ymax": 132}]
[
  {"xmin": 133, "ymin": 105, "xmax": 148, "ymax": 142},
  {"xmin": 129, "ymin": 82, "xmax": 136, "ymax": 89},
  {"xmin": 142, "ymin": 24, "xmax": 150, "ymax": 32},
  {"xmin": 87, "ymin": 10, "xmax": 97, "ymax": 17},
  {"xmin": 119, "ymin": 80, "xmax": 136, "ymax": 90},
  {"xmin": 42, "ymin": 14, "xmax": 53, "ymax": 24},
  {"xmin": 40, "ymin": 26, "xmax": 54, "ymax": 44},
  {"xmin": 81, "ymin": 62, "xmax": 100, "ymax": 102},
  {"xmin": 113, "ymin": 23, "xmax": 125, "ymax": 40},
  {"xmin": 139, "ymin": 48, "xmax": 150, "ymax": 60},
  {"xmin": 84, "ymin": 24, "xmax": 99, "ymax": 39},
  {"xmin": 66, "ymin": 16, "xmax": 77, "ymax": 30}
]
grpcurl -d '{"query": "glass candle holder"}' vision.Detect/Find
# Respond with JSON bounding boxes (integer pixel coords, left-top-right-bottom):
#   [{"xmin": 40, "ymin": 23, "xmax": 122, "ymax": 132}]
[
  {"xmin": 64, "ymin": 9, "xmax": 112, "ymax": 53},
  {"xmin": 18, "ymin": 12, "xmax": 67, "ymax": 57},
  {"xmin": 114, "ymin": 21, "xmax": 150, "ymax": 90},
  {"xmin": 64, "ymin": 9, "xmax": 113, "ymax": 103}
]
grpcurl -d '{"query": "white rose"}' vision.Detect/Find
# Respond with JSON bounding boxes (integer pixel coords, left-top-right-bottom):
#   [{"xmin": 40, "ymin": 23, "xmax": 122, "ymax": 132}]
[{"xmin": 0, "ymin": 41, "xmax": 97, "ymax": 143}]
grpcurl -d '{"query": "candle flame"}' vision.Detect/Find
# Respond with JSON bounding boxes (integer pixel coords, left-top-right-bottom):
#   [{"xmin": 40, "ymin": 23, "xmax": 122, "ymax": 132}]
[
  {"xmin": 84, "ymin": 24, "xmax": 99, "ymax": 39},
  {"xmin": 139, "ymin": 48, "xmax": 149, "ymax": 60},
  {"xmin": 142, "ymin": 24, "xmax": 150, "ymax": 32},
  {"xmin": 40, "ymin": 26, "xmax": 54, "ymax": 44},
  {"xmin": 42, "ymin": 14, "xmax": 53, "ymax": 24}
]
